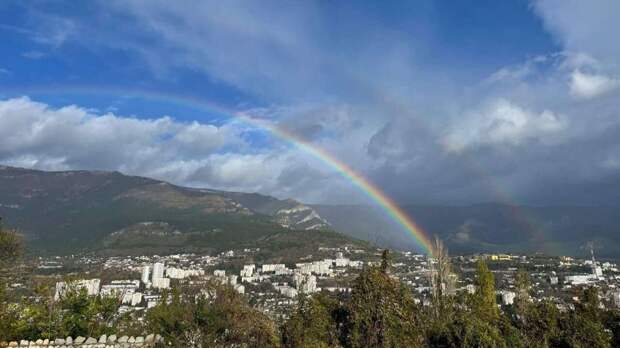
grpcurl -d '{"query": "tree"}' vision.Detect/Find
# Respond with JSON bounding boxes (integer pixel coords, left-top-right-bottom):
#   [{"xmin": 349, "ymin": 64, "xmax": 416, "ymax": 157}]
[
  {"xmin": 281, "ymin": 292, "xmax": 340, "ymax": 348},
  {"xmin": 428, "ymin": 311, "xmax": 511, "ymax": 348},
  {"xmin": 471, "ymin": 259, "xmax": 498, "ymax": 321},
  {"xmin": 429, "ymin": 237, "xmax": 455, "ymax": 320},
  {"xmin": 509, "ymin": 267, "xmax": 532, "ymax": 327},
  {"xmin": 524, "ymin": 299, "xmax": 561, "ymax": 348},
  {"xmin": 0, "ymin": 220, "xmax": 24, "ymax": 341},
  {"xmin": 0, "ymin": 220, "xmax": 22, "ymax": 266},
  {"xmin": 347, "ymin": 254, "xmax": 423, "ymax": 347},
  {"xmin": 380, "ymin": 249, "xmax": 391, "ymax": 274},
  {"xmin": 147, "ymin": 282, "xmax": 279, "ymax": 347},
  {"xmin": 550, "ymin": 286, "xmax": 611, "ymax": 347}
]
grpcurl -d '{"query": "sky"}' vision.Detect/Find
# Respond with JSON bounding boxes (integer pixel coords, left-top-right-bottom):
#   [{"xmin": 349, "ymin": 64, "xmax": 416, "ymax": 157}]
[{"xmin": 1, "ymin": 0, "xmax": 619, "ymax": 206}]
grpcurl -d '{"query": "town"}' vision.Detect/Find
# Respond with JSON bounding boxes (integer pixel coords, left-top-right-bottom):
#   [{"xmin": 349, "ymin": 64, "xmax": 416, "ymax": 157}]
[{"xmin": 12, "ymin": 246, "xmax": 620, "ymax": 324}]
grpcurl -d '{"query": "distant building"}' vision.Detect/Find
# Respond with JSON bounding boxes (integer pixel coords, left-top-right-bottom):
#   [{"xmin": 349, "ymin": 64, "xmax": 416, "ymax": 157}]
[
  {"xmin": 548, "ymin": 271, "xmax": 559, "ymax": 285},
  {"xmin": 152, "ymin": 262, "xmax": 165, "ymax": 281},
  {"xmin": 100, "ymin": 280, "xmax": 140, "ymax": 298},
  {"xmin": 228, "ymin": 275, "xmax": 238, "ymax": 285},
  {"xmin": 613, "ymin": 291, "xmax": 620, "ymax": 308},
  {"xmin": 214, "ymin": 269, "xmax": 226, "ymax": 277},
  {"xmin": 54, "ymin": 279, "xmax": 101, "ymax": 300},
  {"xmin": 240, "ymin": 264, "xmax": 255, "ymax": 277},
  {"xmin": 294, "ymin": 273, "xmax": 318, "ymax": 294},
  {"xmin": 548, "ymin": 275, "xmax": 559, "ymax": 285},
  {"xmin": 261, "ymin": 264, "xmax": 287, "ymax": 273},
  {"xmin": 565, "ymin": 274, "xmax": 592, "ymax": 285},
  {"xmin": 166, "ymin": 267, "xmax": 204, "ymax": 279},
  {"xmin": 489, "ymin": 254, "xmax": 511, "ymax": 261},
  {"xmin": 593, "ymin": 265, "xmax": 604, "ymax": 279},
  {"xmin": 141, "ymin": 266, "xmax": 150, "ymax": 284},
  {"xmin": 276, "ymin": 285, "xmax": 298, "ymax": 298},
  {"xmin": 501, "ymin": 291, "xmax": 516, "ymax": 306},
  {"xmin": 122, "ymin": 291, "xmax": 143, "ymax": 306},
  {"xmin": 144, "ymin": 294, "xmax": 161, "ymax": 308},
  {"xmin": 233, "ymin": 284, "xmax": 245, "ymax": 294},
  {"xmin": 152, "ymin": 277, "xmax": 170, "ymax": 289},
  {"xmin": 465, "ymin": 284, "xmax": 476, "ymax": 294},
  {"xmin": 334, "ymin": 257, "xmax": 351, "ymax": 268}
]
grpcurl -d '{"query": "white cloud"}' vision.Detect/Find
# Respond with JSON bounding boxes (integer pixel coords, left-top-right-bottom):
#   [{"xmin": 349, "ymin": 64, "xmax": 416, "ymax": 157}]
[
  {"xmin": 442, "ymin": 99, "xmax": 566, "ymax": 152},
  {"xmin": 487, "ymin": 54, "xmax": 550, "ymax": 83},
  {"xmin": 0, "ymin": 96, "xmax": 234, "ymax": 182},
  {"xmin": 0, "ymin": 97, "xmax": 365, "ymax": 203},
  {"xmin": 569, "ymin": 69, "xmax": 620, "ymax": 99}
]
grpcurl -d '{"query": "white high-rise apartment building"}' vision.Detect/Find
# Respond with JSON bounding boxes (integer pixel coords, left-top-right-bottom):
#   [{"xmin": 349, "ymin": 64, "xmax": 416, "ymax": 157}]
[
  {"xmin": 152, "ymin": 262, "xmax": 165, "ymax": 281},
  {"xmin": 141, "ymin": 265, "xmax": 151, "ymax": 284}
]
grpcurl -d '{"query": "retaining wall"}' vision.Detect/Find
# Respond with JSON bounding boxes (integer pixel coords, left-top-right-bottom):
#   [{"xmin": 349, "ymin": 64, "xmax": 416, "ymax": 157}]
[{"xmin": 2, "ymin": 334, "xmax": 162, "ymax": 348}]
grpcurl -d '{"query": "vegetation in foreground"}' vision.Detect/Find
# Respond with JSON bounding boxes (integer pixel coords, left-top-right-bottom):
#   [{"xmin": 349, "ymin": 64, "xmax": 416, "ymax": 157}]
[{"xmin": 2, "ymin": 225, "xmax": 620, "ymax": 347}]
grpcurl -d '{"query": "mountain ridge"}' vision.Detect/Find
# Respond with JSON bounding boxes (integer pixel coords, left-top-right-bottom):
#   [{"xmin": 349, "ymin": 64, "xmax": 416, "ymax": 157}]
[{"xmin": 0, "ymin": 165, "xmax": 337, "ymax": 254}]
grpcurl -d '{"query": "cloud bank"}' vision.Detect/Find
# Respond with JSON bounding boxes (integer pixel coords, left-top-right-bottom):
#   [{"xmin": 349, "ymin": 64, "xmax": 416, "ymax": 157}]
[{"xmin": 2, "ymin": 1, "xmax": 620, "ymax": 206}]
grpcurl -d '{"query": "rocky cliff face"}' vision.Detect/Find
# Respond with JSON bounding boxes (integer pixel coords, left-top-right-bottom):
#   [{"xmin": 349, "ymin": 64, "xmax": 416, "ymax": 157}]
[{"xmin": 274, "ymin": 202, "xmax": 329, "ymax": 230}]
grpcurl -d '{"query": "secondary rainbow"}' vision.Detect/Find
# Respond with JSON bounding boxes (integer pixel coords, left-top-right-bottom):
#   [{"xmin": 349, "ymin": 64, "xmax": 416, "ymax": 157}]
[{"xmin": 7, "ymin": 86, "xmax": 435, "ymax": 254}]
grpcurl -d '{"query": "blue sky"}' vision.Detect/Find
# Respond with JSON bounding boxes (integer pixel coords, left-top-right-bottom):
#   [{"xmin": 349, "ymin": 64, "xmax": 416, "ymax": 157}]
[{"xmin": 1, "ymin": 1, "xmax": 619, "ymax": 206}]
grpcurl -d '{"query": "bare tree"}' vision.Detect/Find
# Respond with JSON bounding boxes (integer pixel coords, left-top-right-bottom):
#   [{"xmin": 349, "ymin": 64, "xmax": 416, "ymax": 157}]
[{"xmin": 429, "ymin": 236, "xmax": 455, "ymax": 317}]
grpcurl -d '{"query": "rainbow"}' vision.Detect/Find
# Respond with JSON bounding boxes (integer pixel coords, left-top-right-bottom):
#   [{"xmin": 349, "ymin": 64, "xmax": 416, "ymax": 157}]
[{"xmin": 3, "ymin": 86, "xmax": 434, "ymax": 254}]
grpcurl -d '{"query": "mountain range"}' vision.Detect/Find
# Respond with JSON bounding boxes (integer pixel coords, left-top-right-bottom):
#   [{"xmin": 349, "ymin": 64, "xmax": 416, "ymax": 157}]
[
  {"xmin": 1, "ymin": 165, "xmax": 619, "ymax": 257},
  {"xmin": 0, "ymin": 165, "xmax": 349, "ymax": 256}
]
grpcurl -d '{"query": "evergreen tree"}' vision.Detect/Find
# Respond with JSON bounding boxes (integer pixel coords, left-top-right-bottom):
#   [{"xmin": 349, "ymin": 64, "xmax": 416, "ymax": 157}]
[
  {"xmin": 551, "ymin": 286, "xmax": 611, "ymax": 347},
  {"xmin": 472, "ymin": 259, "xmax": 498, "ymax": 321},
  {"xmin": 380, "ymin": 249, "xmax": 391, "ymax": 274},
  {"xmin": 519, "ymin": 300, "xmax": 559, "ymax": 348},
  {"xmin": 347, "ymin": 253, "xmax": 423, "ymax": 348},
  {"xmin": 513, "ymin": 268, "xmax": 531, "ymax": 319}
]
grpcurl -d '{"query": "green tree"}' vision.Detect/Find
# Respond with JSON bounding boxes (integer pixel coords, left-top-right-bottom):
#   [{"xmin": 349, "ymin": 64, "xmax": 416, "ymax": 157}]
[
  {"xmin": 550, "ymin": 287, "xmax": 611, "ymax": 347},
  {"xmin": 147, "ymin": 283, "xmax": 279, "ymax": 347},
  {"xmin": 428, "ymin": 311, "xmax": 509, "ymax": 348},
  {"xmin": 0, "ymin": 221, "xmax": 24, "ymax": 341},
  {"xmin": 427, "ymin": 259, "xmax": 519, "ymax": 348},
  {"xmin": 471, "ymin": 260, "xmax": 498, "ymax": 321},
  {"xmin": 281, "ymin": 292, "xmax": 340, "ymax": 348},
  {"xmin": 0, "ymin": 221, "xmax": 22, "ymax": 266},
  {"xmin": 518, "ymin": 300, "xmax": 559, "ymax": 348},
  {"xmin": 346, "ymin": 255, "xmax": 423, "ymax": 348},
  {"xmin": 513, "ymin": 268, "xmax": 531, "ymax": 319},
  {"xmin": 380, "ymin": 249, "xmax": 391, "ymax": 274}
]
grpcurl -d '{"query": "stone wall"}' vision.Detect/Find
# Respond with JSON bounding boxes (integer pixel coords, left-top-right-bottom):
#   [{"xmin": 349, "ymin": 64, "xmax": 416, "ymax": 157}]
[{"xmin": 2, "ymin": 334, "xmax": 163, "ymax": 348}]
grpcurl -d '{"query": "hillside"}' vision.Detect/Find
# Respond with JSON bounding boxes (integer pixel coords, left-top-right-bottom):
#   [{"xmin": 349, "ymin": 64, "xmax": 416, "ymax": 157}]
[{"xmin": 0, "ymin": 166, "xmax": 349, "ymax": 255}]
